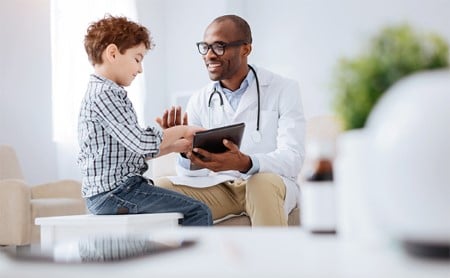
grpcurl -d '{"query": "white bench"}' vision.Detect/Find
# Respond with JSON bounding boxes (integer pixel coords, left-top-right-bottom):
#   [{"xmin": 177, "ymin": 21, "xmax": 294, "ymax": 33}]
[{"xmin": 35, "ymin": 213, "xmax": 182, "ymax": 252}]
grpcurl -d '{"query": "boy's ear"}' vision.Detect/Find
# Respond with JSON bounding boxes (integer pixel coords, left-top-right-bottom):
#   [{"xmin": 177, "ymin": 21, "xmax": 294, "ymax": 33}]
[{"xmin": 104, "ymin": 44, "xmax": 119, "ymax": 63}]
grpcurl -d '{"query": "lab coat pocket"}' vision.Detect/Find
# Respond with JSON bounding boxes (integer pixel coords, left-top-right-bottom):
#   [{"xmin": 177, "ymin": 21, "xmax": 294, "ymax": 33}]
[
  {"xmin": 259, "ymin": 110, "xmax": 278, "ymax": 147},
  {"xmin": 260, "ymin": 110, "xmax": 278, "ymax": 131}
]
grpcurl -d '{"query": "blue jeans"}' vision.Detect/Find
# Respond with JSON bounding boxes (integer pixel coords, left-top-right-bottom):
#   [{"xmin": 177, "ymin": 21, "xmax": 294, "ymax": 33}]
[{"xmin": 86, "ymin": 176, "xmax": 212, "ymax": 226}]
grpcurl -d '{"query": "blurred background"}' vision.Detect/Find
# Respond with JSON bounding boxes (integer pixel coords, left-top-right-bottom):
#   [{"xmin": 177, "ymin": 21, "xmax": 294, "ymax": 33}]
[{"xmin": 1, "ymin": 0, "xmax": 449, "ymax": 184}]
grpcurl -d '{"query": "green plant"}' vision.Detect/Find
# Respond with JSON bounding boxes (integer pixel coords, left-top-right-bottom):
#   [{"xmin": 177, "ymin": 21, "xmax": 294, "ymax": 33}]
[{"xmin": 333, "ymin": 24, "xmax": 449, "ymax": 130}]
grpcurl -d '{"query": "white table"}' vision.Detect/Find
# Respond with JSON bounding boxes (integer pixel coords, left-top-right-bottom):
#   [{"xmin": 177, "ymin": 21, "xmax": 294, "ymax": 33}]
[
  {"xmin": 35, "ymin": 213, "xmax": 182, "ymax": 252},
  {"xmin": 1, "ymin": 227, "xmax": 448, "ymax": 277}
]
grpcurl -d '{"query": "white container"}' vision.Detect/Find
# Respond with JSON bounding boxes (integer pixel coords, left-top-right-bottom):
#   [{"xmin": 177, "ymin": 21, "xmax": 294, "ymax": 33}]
[
  {"xmin": 301, "ymin": 180, "xmax": 336, "ymax": 233},
  {"xmin": 334, "ymin": 130, "xmax": 383, "ymax": 242}
]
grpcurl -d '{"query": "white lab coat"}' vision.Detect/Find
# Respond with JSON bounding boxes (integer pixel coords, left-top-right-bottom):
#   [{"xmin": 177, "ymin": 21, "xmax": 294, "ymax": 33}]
[{"xmin": 176, "ymin": 66, "xmax": 306, "ymax": 215}]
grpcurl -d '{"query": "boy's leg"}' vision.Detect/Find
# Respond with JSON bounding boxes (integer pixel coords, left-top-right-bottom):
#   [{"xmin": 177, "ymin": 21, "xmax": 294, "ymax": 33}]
[
  {"xmin": 86, "ymin": 176, "xmax": 212, "ymax": 226},
  {"xmin": 155, "ymin": 177, "xmax": 245, "ymax": 220},
  {"xmin": 245, "ymin": 172, "xmax": 287, "ymax": 226}
]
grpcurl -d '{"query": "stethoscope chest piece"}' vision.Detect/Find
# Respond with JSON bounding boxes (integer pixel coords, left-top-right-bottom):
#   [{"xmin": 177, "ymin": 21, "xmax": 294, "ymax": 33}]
[{"xmin": 251, "ymin": 130, "xmax": 261, "ymax": 143}]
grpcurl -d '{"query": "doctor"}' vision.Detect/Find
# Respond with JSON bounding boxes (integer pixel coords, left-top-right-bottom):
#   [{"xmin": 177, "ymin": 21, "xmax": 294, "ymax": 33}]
[{"xmin": 156, "ymin": 15, "xmax": 305, "ymax": 226}]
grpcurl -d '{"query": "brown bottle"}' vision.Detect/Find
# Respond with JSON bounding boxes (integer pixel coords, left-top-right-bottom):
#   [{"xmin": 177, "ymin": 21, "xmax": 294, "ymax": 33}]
[{"xmin": 301, "ymin": 140, "xmax": 337, "ymax": 234}]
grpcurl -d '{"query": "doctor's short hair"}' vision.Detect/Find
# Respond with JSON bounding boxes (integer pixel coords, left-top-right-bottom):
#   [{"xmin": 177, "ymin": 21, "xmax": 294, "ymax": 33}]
[
  {"xmin": 212, "ymin": 15, "xmax": 253, "ymax": 44},
  {"xmin": 84, "ymin": 14, "xmax": 153, "ymax": 66}
]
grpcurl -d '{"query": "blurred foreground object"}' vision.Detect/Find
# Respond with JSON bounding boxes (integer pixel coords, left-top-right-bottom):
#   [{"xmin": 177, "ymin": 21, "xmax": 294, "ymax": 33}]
[{"xmin": 365, "ymin": 69, "xmax": 450, "ymax": 258}]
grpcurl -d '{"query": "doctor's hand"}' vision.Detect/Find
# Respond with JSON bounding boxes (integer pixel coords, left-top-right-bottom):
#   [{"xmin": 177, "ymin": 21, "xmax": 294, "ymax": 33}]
[
  {"xmin": 156, "ymin": 106, "xmax": 188, "ymax": 129},
  {"xmin": 187, "ymin": 139, "xmax": 252, "ymax": 173}
]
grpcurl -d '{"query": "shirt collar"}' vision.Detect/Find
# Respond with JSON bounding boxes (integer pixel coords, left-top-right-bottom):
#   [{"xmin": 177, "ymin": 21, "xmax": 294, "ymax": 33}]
[
  {"xmin": 90, "ymin": 74, "xmax": 127, "ymax": 98},
  {"xmin": 214, "ymin": 67, "xmax": 255, "ymax": 96}
]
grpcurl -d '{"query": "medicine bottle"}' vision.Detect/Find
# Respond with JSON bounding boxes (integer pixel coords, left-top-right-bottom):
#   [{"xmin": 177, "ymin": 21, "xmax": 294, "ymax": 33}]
[{"xmin": 301, "ymin": 140, "xmax": 337, "ymax": 234}]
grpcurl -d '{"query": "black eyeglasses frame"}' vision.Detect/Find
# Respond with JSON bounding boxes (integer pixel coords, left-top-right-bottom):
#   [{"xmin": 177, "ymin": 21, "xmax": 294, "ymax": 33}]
[{"xmin": 196, "ymin": 40, "xmax": 248, "ymax": 56}]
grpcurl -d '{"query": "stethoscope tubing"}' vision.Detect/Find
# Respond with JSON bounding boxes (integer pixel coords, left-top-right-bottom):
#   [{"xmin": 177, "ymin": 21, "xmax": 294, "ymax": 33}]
[{"xmin": 208, "ymin": 64, "xmax": 261, "ymax": 132}]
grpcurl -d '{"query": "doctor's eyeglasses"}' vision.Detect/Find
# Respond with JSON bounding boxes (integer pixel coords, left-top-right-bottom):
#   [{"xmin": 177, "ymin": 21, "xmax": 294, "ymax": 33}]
[{"xmin": 196, "ymin": 40, "xmax": 248, "ymax": 56}]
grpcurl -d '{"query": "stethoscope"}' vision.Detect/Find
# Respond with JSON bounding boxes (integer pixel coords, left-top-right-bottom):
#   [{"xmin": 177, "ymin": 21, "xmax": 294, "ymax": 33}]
[{"xmin": 208, "ymin": 65, "xmax": 261, "ymax": 143}]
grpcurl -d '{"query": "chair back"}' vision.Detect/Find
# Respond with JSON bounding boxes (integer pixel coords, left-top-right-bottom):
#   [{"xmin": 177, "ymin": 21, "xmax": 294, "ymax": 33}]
[{"xmin": 0, "ymin": 144, "xmax": 24, "ymax": 180}]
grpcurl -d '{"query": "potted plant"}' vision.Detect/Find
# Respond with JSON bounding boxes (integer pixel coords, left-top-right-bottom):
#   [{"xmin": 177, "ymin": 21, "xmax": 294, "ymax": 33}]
[{"xmin": 333, "ymin": 24, "xmax": 449, "ymax": 130}]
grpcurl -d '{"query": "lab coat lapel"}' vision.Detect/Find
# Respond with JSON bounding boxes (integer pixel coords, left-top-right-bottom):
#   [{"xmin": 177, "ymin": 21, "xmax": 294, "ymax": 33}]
[{"xmin": 233, "ymin": 71, "xmax": 261, "ymax": 120}]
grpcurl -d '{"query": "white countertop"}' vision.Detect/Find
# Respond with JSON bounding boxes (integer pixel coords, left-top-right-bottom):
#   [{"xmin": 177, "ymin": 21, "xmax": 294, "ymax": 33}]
[
  {"xmin": 35, "ymin": 213, "xmax": 183, "ymax": 226},
  {"xmin": 1, "ymin": 227, "xmax": 448, "ymax": 277}
]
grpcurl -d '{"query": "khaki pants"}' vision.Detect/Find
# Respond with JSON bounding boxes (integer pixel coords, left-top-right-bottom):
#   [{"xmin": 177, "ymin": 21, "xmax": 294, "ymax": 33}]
[{"xmin": 155, "ymin": 172, "xmax": 287, "ymax": 226}]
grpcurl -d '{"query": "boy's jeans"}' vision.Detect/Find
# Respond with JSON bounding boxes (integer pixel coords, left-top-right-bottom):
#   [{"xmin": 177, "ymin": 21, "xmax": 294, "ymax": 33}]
[{"xmin": 86, "ymin": 176, "xmax": 213, "ymax": 226}]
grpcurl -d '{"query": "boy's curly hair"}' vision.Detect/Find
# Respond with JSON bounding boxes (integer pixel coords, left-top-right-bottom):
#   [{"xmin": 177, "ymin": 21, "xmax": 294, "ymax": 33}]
[{"xmin": 84, "ymin": 15, "xmax": 153, "ymax": 65}]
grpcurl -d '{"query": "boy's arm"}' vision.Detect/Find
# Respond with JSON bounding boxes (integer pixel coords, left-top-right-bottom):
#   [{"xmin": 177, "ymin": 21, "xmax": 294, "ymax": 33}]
[
  {"xmin": 155, "ymin": 125, "xmax": 204, "ymax": 158},
  {"xmin": 95, "ymin": 89, "xmax": 163, "ymax": 157}
]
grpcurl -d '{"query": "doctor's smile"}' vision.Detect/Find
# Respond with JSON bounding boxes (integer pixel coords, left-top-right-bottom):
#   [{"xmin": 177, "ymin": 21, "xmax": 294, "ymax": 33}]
[
  {"xmin": 206, "ymin": 62, "xmax": 222, "ymax": 69},
  {"xmin": 206, "ymin": 62, "xmax": 223, "ymax": 73}
]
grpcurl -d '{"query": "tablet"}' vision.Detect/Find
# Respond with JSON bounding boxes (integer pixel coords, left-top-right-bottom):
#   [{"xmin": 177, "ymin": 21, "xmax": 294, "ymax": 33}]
[{"xmin": 190, "ymin": 122, "xmax": 245, "ymax": 170}]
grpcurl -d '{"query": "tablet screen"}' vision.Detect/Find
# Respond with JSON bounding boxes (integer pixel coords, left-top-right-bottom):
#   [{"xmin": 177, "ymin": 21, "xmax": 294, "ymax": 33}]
[{"xmin": 190, "ymin": 122, "xmax": 245, "ymax": 170}]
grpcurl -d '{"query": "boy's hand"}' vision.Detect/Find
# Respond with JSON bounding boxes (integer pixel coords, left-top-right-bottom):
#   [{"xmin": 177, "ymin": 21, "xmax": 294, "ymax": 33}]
[
  {"xmin": 170, "ymin": 138, "xmax": 192, "ymax": 154},
  {"xmin": 177, "ymin": 125, "xmax": 205, "ymax": 155},
  {"xmin": 156, "ymin": 106, "xmax": 188, "ymax": 129},
  {"xmin": 184, "ymin": 125, "xmax": 205, "ymax": 141}
]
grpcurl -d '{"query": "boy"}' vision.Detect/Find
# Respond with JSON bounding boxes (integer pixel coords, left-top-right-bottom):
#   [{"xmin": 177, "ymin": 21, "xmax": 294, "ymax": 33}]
[{"xmin": 77, "ymin": 15, "xmax": 212, "ymax": 226}]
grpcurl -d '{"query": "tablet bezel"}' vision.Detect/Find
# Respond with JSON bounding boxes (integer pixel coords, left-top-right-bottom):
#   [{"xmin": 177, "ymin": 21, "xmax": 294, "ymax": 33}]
[{"xmin": 190, "ymin": 122, "xmax": 245, "ymax": 170}]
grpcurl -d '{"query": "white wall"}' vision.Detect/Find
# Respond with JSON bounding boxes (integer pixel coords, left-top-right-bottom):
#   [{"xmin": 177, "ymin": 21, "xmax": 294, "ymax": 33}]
[
  {"xmin": 0, "ymin": 0, "xmax": 58, "ymax": 183},
  {"xmin": 136, "ymin": 0, "xmax": 247, "ymax": 123},
  {"xmin": 244, "ymin": 0, "xmax": 450, "ymax": 118},
  {"xmin": 1, "ymin": 0, "xmax": 449, "ymax": 184}
]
